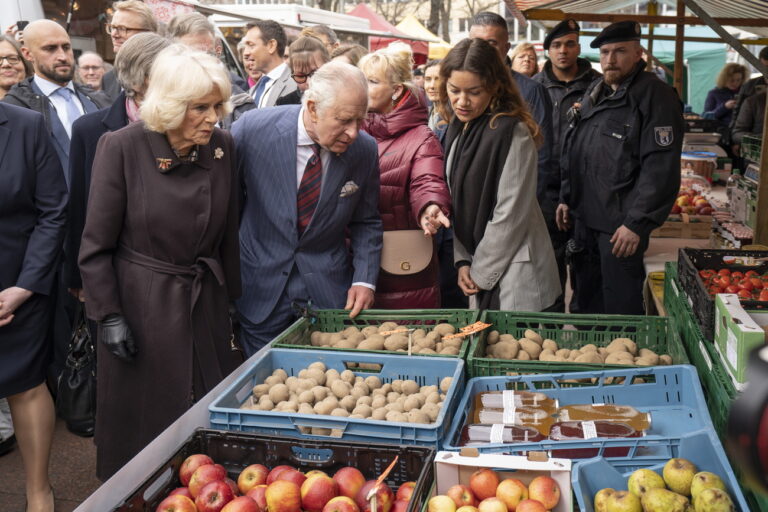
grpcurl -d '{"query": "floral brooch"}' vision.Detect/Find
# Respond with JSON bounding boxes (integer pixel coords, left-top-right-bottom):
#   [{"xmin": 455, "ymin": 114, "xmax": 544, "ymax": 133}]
[
  {"xmin": 156, "ymin": 158, "xmax": 173, "ymax": 171},
  {"xmin": 214, "ymin": 147, "xmax": 224, "ymax": 160}
]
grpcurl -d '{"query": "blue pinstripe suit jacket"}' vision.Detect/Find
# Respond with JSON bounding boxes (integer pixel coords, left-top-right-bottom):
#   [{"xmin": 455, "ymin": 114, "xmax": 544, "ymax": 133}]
[{"xmin": 232, "ymin": 105, "xmax": 383, "ymax": 324}]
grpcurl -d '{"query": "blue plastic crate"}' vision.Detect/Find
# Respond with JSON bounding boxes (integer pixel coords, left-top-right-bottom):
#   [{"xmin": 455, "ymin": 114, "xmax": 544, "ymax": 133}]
[
  {"xmin": 571, "ymin": 431, "xmax": 750, "ymax": 512},
  {"xmin": 442, "ymin": 365, "xmax": 715, "ymax": 457},
  {"xmin": 209, "ymin": 348, "xmax": 465, "ymax": 448}
]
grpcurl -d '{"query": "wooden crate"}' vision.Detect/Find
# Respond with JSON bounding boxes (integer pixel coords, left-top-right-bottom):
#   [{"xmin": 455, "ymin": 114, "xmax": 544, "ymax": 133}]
[{"xmin": 651, "ymin": 214, "xmax": 712, "ymax": 239}]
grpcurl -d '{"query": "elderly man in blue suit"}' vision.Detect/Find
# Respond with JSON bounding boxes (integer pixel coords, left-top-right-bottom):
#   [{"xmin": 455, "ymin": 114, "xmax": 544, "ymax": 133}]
[{"xmin": 233, "ymin": 61, "xmax": 383, "ymax": 355}]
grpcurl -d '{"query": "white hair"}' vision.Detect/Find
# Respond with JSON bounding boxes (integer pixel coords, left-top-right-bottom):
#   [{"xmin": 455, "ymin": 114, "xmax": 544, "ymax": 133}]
[
  {"xmin": 140, "ymin": 44, "xmax": 233, "ymax": 132},
  {"xmin": 302, "ymin": 61, "xmax": 367, "ymax": 114}
]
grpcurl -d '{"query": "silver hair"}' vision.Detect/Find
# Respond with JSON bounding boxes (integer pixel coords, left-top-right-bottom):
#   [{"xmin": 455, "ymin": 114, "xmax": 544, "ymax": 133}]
[
  {"xmin": 166, "ymin": 12, "xmax": 215, "ymax": 39},
  {"xmin": 302, "ymin": 61, "xmax": 367, "ymax": 114},
  {"xmin": 77, "ymin": 51, "xmax": 103, "ymax": 65},
  {"xmin": 115, "ymin": 32, "xmax": 172, "ymax": 96}
]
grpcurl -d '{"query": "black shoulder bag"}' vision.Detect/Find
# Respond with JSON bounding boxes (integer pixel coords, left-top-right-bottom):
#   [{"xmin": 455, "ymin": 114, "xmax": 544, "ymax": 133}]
[{"xmin": 56, "ymin": 302, "xmax": 96, "ymax": 437}]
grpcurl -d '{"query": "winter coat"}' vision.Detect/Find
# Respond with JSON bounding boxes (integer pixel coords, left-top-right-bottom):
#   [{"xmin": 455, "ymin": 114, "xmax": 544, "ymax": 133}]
[
  {"xmin": 704, "ymin": 86, "xmax": 737, "ymax": 126},
  {"xmin": 362, "ymin": 91, "xmax": 450, "ymax": 309}
]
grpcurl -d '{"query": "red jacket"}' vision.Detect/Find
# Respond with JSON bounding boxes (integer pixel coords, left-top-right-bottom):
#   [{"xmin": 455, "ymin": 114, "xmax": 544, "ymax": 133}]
[{"xmin": 362, "ymin": 91, "xmax": 451, "ymax": 309}]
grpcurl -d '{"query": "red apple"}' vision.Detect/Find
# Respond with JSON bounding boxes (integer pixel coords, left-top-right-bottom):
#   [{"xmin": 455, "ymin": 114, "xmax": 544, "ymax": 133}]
[
  {"xmin": 513, "ymin": 500, "xmax": 545, "ymax": 512},
  {"xmin": 526, "ymin": 476, "xmax": 559, "ymax": 510},
  {"xmin": 157, "ymin": 494, "xmax": 197, "ymax": 512},
  {"xmin": 278, "ymin": 469, "xmax": 308, "ymax": 487},
  {"xmin": 238, "ymin": 464, "xmax": 269, "ymax": 495},
  {"xmin": 268, "ymin": 465, "xmax": 298, "ymax": 484},
  {"xmin": 169, "ymin": 487, "xmax": 193, "ymax": 500},
  {"xmin": 391, "ymin": 500, "xmax": 409, "ymax": 512},
  {"xmin": 333, "ymin": 467, "xmax": 366, "ymax": 499},
  {"xmin": 180, "ymin": 454, "xmax": 214, "ymax": 486},
  {"xmin": 428, "ymin": 495, "xmax": 456, "ymax": 512},
  {"xmin": 477, "ymin": 497, "xmax": 507, "ymax": 512},
  {"xmin": 196, "ymin": 480, "xmax": 236, "ymax": 512},
  {"xmin": 301, "ymin": 472, "xmax": 340, "ymax": 512},
  {"xmin": 670, "ymin": 204, "xmax": 682, "ymax": 214},
  {"xmin": 222, "ymin": 496, "xmax": 260, "ymax": 512},
  {"xmin": 355, "ymin": 480, "xmax": 395, "ymax": 512},
  {"xmin": 469, "ymin": 469, "xmax": 500, "ymax": 501},
  {"xmin": 396, "ymin": 482, "xmax": 416, "ymax": 502},
  {"xmin": 324, "ymin": 496, "xmax": 362, "ymax": 512},
  {"xmin": 226, "ymin": 478, "xmax": 240, "ymax": 497},
  {"xmin": 189, "ymin": 464, "xmax": 228, "ymax": 498},
  {"xmin": 306, "ymin": 470, "xmax": 330, "ymax": 478},
  {"xmin": 246, "ymin": 485, "xmax": 268, "ymax": 512},
  {"xmin": 266, "ymin": 480, "xmax": 302, "ymax": 512},
  {"xmin": 447, "ymin": 484, "xmax": 477, "ymax": 508},
  {"xmin": 496, "ymin": 479, "xmax": 527, "ymax": 512},
  {"xmin": 675, "ymin": 196, "xmax": 690, "ymax": 207}
]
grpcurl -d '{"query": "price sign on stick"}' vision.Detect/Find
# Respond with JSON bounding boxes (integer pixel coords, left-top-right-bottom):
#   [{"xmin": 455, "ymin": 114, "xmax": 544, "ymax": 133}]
[
  {"xmin": 379, "ymin": 328, "xmax": 409, "ymax": 336},
  {"xmin": 444, "ymin": 322, "xmax": 492, "ymax": 340},
  {"xmin": 367, "ymin": 456, "xmax": 399, "ymax": 512}
]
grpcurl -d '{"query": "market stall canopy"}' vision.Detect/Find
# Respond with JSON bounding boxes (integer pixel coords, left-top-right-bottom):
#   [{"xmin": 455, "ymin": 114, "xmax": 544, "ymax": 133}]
[
  {"xmin": 395, "ymin": 15, "xmax": 452, "ymax": 59},
  {"xmin": 348, "ymin": 3, "xmax": 429, "ymax": 64}
]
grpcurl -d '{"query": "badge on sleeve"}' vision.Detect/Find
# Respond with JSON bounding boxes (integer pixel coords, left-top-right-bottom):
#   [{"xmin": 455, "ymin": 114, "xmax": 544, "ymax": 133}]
[{"xmin": 654, "ymin": 126, "xmax": 673, "ymax": 146}]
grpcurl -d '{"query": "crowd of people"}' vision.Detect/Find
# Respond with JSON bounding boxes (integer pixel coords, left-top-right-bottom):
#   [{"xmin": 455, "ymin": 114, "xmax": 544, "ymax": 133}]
[{"xmin": 0, "ymin": 2, "xmax": 695, "ymax": 510}]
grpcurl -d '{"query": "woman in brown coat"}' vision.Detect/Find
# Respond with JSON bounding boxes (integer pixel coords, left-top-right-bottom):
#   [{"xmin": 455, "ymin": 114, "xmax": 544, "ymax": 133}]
[{"xmin": 78, "ymin": 46, "xmax": 242, "ymax": 479}]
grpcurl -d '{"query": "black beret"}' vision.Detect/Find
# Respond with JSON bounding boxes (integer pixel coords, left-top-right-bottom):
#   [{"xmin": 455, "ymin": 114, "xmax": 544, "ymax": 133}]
[
  {"xmin": 590, "ymin": 20, "xmax": 642, "ymax": 48},
  {"xmin": 543, "ymin": 18, "xmax": 580, "ymax": 50}
]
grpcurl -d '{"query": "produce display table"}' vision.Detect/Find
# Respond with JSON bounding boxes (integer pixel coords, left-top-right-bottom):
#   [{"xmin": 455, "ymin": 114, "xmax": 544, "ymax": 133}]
[{"xmin": 644, "ymin": 236, "xmax": 710, "ymax": 274}]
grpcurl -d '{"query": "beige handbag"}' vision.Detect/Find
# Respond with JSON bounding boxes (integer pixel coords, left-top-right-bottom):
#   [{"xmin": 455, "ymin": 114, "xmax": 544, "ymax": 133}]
[{"xmin": 381, "ymin": 230, "xmax": 433, "ymax": 275}]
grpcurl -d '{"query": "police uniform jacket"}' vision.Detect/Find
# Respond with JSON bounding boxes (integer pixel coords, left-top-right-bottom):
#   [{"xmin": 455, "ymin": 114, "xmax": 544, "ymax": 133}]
[{"xmin": 561, "ymin": 60, "xmax": 683, "ymax": 238}]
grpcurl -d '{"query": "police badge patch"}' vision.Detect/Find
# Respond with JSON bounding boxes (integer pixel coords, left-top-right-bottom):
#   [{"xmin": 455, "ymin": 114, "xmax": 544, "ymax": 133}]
[{"xmin": 654, "ymin": 126, "xmax": 673, "ymax": 146}]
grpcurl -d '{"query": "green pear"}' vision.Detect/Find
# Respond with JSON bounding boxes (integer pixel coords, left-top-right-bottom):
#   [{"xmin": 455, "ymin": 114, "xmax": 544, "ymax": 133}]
[
  {"xmin": 594, "ymin": 488, "xmax": 615, "ymax": 512},
  {"xmin": 604, "ymin": 490, "xmax": 641, "ymax": 512},
  {"xmin": 627, "ymin": 468, "xmax": 665, "ymax": 497},
  {"xmin": 662, "ymin": 458, "xmax": 698, "ymax": 496},
  {"xmin": 690, "ymin": 471, "xmax": 727, "ymax": 500},
  {"xmin": 640, "ymin": 488, "xmax": 691, "ymax": 512},
  {"xmin": 692, "ymin": 488, "xmax": 735, "ymax": 512}
]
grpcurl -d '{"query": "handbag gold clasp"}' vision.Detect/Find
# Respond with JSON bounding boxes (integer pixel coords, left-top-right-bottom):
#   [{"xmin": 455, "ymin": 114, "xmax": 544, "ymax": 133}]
[{"xmin": 400, "ymin": 261, "xmax": 411, "ymax": 271}]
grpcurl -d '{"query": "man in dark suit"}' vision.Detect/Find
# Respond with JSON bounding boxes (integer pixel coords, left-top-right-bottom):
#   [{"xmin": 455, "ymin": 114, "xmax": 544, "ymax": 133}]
[
  {"xmin": 232, "ymin": 61, "xmax": 383, "ymax": 356},
  {"xmin": 242, "ymin": 20, "xmax": 298, "ymax": 108}
]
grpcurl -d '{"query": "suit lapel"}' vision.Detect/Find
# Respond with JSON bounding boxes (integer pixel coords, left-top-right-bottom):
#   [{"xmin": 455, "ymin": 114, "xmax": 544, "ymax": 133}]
[
  {"xmin": 274, "ymin": 108, "xmax": 299, "ymax": 224},
  {"xmin": 76, "ymin": 89, "xmax": 99, "ymax": 114},
  {"xmin": 0, "ymin": 107, "xmax": 10, "ymax": 166}
]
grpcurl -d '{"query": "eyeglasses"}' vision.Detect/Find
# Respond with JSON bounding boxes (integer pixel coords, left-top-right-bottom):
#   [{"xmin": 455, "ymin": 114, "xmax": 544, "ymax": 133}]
[
  {"xmin": 291, "ymin": 70, "xmax": 316, "ymax": 84},
  {"xmin": 105, "ymin": 24, "xmax": 148, "ymax": 36},
  {"xmin": 0, "ymin": 55, "xmax": 22, "ymax": 65}
]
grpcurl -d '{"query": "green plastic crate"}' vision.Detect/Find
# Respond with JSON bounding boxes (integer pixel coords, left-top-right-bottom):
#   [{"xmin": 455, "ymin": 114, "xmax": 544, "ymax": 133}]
[
  {"xmin": 466, "ymin": 310, "xmax": 688, "ymax": 378},
  {"xmin": 663, "ymin": 263, "xmax": 737, "ymax": 436},
  {"xmin": 270, "ymin": 309, "xmax": 480, "ymax": 359},
  {"xmin": 740, "ymin": 134, "xmax": 762, "ymax": 164}
]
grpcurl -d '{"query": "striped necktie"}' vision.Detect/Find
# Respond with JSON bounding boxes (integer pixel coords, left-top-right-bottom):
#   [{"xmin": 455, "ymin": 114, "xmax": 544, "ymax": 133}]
[{"xmin": 297, "ymin": 144, "xmax": 322, "ymax": 235}]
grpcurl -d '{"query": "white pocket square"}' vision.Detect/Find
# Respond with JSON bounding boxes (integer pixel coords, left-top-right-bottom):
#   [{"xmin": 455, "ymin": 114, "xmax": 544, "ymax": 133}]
[{"xmin": 339, "ymin": 181, "xmax": 359, "ymax": 198}]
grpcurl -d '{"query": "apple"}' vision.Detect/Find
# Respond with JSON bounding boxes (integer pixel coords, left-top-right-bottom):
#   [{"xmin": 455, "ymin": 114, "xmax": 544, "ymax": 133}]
[
  {"xmin": 157, "ymin": 494, "xmax": 197, "ymax": 512},
  {"xmin": 196, "ymin": 480, "xmax": 236, "ymax": 512},
  {"xmin": 428, "ymin": 495, "xmax": 456, "ymax": 512},
  {"xmin": 670, "ymin": 204, "xmax": 682, "ymax": 214},
  {"xmin": 527, "ymin": 476, "xmax": 559, "ymax": 510},
  {"xmin": 396, "ymin": 482, "xmax": 417, "ymax": 502},
  {"xmin": 324, "ymin": 495, "xmax": 361, "ymax": 512},
  {"xmin": 698, "ymin": 206, "xmax": 713, "ymax": 215},
  {"xmin": 306, "ymin": 470, "xmax": 330, "ymax": 478},
  {"xmin": 513, "ymin": 500, "xmax": 545, "ymax": 512},
  {"xmin": 355, "ymin": 480, "xmax": 395, "ymax": 512},
  {"xmin": 189, "ymin": 464, "xmax": 228, "ymax": 498},
  {"xmin": 301, "ymin": 472, "xmax": 340, "ymax": 512},
  {"xmin": 495, "ymin": 479, "xmax": 527, "ymax": 511},
  {"xmin": 447, "ymin": 484, "xmax": 477, "ymax": 508},
  {"xmin": 277, "ymin": 469, "xmax": 308, "ymax": 487},
  {"xmin": 222, "ymin": 496, "xmax": 260, "ymax": 512},
  {"xmin": 169, "ymin": 487, "xmax": 193, "ymax": 500},
  {"xmin": 268, "ymin": 465, "xmax": 298, "ymax": 484},
  {"xmin": 180, "ymin": 454, "xmax": 214, "ymax": 486},
  {"xmin": 477, "ymin": 497, "xmax": 507, "ymax": 512},
  {"xmin": 456, "ymin": 507, "xmax": 478, "ymax": 512},
  {"xmin": 675, "ymin": 196, "xmax": 690, "ymax": 207},
  {"xmin": 246, "ymin": 485, "xmax": 268, "ymax": 512},
  {"xmin": 334, "ymin": 467, "xmax": 366, "ymax": 499},
  {"xmin": 238, "ymin": 464, "xmax": 269, "ymax": 494},
  {"xmin": 469, "ymin": 469, "xmax": 500, "ymax": 501},
  {"xmin": 391, "ymin": 500, "xmax": 409, "ymax": 512},
  {"xmin": 266, "ymin": 480, "xmax": 303, "ymax": 512}
]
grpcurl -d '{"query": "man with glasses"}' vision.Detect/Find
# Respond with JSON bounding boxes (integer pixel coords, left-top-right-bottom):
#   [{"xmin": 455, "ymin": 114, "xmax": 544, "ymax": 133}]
[
  {"xmin": 241, "ymin": 20, "xmax": 297, "ymax": 108},
  {"xmin": 77, "ymin": 51, "xmax": 105, "ymax": 92},
  {"xmin": 102, "ymin": 0, "xmax": 158, "ymax": 102}
]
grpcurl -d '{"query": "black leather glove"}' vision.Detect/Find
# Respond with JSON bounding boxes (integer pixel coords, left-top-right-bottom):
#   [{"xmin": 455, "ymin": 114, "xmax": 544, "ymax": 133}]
[{"xmin": 99, "ymin": 314, "xmax": 137, "ymax": 362}]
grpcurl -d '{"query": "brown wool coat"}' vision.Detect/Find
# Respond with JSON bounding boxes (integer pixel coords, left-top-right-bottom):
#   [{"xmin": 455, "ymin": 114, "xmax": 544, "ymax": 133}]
[{"xmin": 78, "ymin": 122, "xmax": 242, "ymax": 479}]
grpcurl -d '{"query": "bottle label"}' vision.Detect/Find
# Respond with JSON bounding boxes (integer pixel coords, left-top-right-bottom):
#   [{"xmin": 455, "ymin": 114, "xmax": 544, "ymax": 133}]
[
  {"xmin": 559, "ymin": 409, "xmax": 569, "ymax": 422},
  {"xmin": 582, "ymin": 420, "xmax": 598, "ymax": 439},
  {"xmin": 502, "ymin": 390, "xmax": 516, "ymax": 409},
  {"xmin": 490, "ymin": 423, "xmax": 505, "ymax": 444}
]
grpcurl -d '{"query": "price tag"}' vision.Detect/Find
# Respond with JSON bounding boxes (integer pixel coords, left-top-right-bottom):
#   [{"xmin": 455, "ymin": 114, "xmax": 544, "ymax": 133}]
[
  {"xmin": 582, "ymin": 421, "xmax": 598, "ymax": 439},
  {"xmin": 379, "ymin": 328, "xmax": 409, "ymax": 336},
  {"xmin": 502, "ymin": 390, "xmax": 516, "ymax": 410},
  {"xmin": 490, "ymin": 424, "xmax": 505, "ymax": 444},
  {"xmin": 444, "ymin": 322, "xmax": 492, "ymax": 340}
]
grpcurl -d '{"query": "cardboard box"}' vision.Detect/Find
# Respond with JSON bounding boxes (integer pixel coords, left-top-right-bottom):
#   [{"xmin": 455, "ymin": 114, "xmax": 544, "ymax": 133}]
[
  {"xmin": 651, "ymin": 214, "xmax": 712, "ymax": 239},
  {"xmin": 432, "ymin": 450, "xmax": 572, "ymax": 512},
  {"xmin": 643, "ymin": 271, "xmax": 666, "ymax": 316},
  {"xmin": 714, "ymin": 294, "xmax": 768, "ymax": 389}
]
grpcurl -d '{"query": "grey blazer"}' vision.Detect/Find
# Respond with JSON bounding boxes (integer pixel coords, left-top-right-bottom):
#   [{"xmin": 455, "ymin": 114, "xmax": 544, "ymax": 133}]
[
  {"xmin": 451, "ymin": 121, "xmax": 561, "ymax": 312},
  {"xmin": 250, "ymin": 64, "xmax": 298, "ymax": 108}
]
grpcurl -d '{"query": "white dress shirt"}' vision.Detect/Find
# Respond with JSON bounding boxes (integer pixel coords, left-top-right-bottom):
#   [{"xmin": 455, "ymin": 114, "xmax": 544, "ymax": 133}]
[
  {"xmin": 296, "ymin": 108, "xmax": 375, "ymax": 291},
  {"xmin": 258, "ymin": 62, "xmax": 288, "ymax": 108},
  {"xmin": 34, "ymin": 75, "xmax": 84, "ymax": 138}
]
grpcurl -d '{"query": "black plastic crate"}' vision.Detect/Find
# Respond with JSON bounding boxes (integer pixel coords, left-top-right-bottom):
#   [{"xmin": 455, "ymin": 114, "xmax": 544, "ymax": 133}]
[
  {"xmin": 684, "ymin": 117, "xmax": 721, "ymax": 133},
  {"xmin": 676, "ymin": 248, "xmax": 768, "ymax": 340},
  {"xmin": 114, "ymin": 429, "xmax": 435, "ymax": 512}
]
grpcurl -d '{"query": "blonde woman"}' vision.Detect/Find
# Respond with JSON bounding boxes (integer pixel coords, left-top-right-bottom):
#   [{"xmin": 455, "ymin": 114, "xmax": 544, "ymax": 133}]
[
  {"xmin": 78, "ymin": 46, "xmax": 241, "ymax": 479},
  {"xmin": 359, "ymin": 43, "xmax": 451, "ymax": 309},
  {"xmin": 510, "ymin": 42, "xmax": 539, "ymax": 77},
  {"xmin": 705, "ymin": 62, "xmax": 748, "ymax": 128}
]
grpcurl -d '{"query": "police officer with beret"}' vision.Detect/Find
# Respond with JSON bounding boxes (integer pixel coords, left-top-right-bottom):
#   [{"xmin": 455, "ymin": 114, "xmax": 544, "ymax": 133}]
[
  {"xmin": 557, "ymin": 20, "xmax": 683, "ymax": 315},
  {"xmin": 533, "ymin": 18, "xmax": 601, "ymax": 312}
]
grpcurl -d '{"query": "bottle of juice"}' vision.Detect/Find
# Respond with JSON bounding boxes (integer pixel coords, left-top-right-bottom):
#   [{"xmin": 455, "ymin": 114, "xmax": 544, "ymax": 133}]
[
  {"xmin": 548, "ymin": 420, "xmax": 643, "ymax": 458},
  {"xmin": 474, "ymin": 390, "xmax": 559, "ymax": 413},
  {"xmin": 470, "ymin": 390, "xmax": 558, "ymax": 435},
  {"xmin": 556, "ymin": 404, "xmax": 651, "ymax": 432},
  {"xmin": 459, "ymin": 424, "xmax": 546, "ymax": 446}
]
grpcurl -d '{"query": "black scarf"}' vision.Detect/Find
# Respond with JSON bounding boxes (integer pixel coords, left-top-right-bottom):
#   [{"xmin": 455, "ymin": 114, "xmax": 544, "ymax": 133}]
[{"xmin": 445, "ymin": 111, "xmax": 518, "ymax": 254}]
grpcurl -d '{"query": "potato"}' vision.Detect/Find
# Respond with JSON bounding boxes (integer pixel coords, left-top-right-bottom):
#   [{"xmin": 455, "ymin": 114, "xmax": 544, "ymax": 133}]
[
  {"xmin": 272, "ymin": 369, "xmax": 288, "ymax": 381},
  {"xmin": 360, "ymin": 326, "xmax": 378, "ymax": 336},
  {"xmin": 597, "ymin": 347, "xmax": 608, "ymax": 358},
  {"xmin": 420, "ymin": 385, "xmax": 438, "ymax": 395},
  {"xmin": 329, "ymin": 333, "xmax": 344, "ymax": 345},
  {"xmin": 556, "ymin": 348, "xmax": 571, "ymax": 359},
  {"xmin": 633, "ymin": 357, "xmax": 655, "ymax": 366},
  {"xmin": 334, "ymin": 339, "xmax": 357, "ymax": 349},
  {"xmin": 264, "ymin": 375, "xmax": 282, "ymax": 387},
  {"xmin": 297, "ymin": 379, "xmax": 316, "ymax": 392},
  {"xmin": 407, "ymin": 410, "xmax": 430, "ymax": 424},
  {"xmin": 415, "ymin": 337, "xmax": 436, "ymax": 350},
  {"xmin": 425, "ymin": 331, "xmax": 440, "ymax": 342},
  {"xmin": 347, "ymin": 332, "xmax": 367, "ymax": 344},
  {"xmin": 352, "ymin": 404, "xmax": 373, "ymax": 417},
  {"xmin": 391, "ymin": 380, "xmax": 404, "ymax": 393},
  {"xmin": 371, "ymin": 408, "xmax": 387, "ymax": 420},
  {"xmin": 386, "ymin": 411, "xmax": 408, "ymax": 422},
  {"xmin": 364, "ymin": 376, "xmax": 382, "ymax": 390},
  {"xmin": 387, "ymin": 392, "xmax": 400, "ymax": 403},
  {"xmin": 340, "ymin": 370, "xmax": 356, "ymax": 384},
  {"xmin": 524, "ymin": 329, "xmax": 543, "ymax": 345},
  {"xmin": 487, "ymin": 330, "xmax": 501, "ymax": 345},
  {"xmin": 499, "ymin": 334, "xmax": 516, "ymax": 343},
  {"xmin": 403, "ymin": 396, "xmax": 421, "ymax": 412},
  {"xmin": 386, "ymin": 402, "xmax": 404, "ymax": 413},
  {"xmin": 319, "ymin": 333, "xmax": 333, "ymax": 346},
  {"xmin": 519, "ymin": 339, "xmax": 542, "ymax": 359},
  {"xmin": 401, "ymin": 380, "xmax": 419, "ymax": 395},
  {"xmin": 331, "ymin": 380, "xmax": 350, "ymax": 399},
  {"xmin": 418, "ymin": 348, "xmax": 436, "ymax": 354},
  {"xmin": 310, "ymin": 386, "xmax": 327, "ymax": 402},
  {"xmin": 542, "ymin": 339, "xmax": 558, "ymax": 353},
  {"xmin": 608, "ymin": 337, "xmax": 637, "ymax": 355},
  {"xmin": 425, "ymin": 392, "xmax": 440, "ymax": 404},
  {"xmin": 494, "ymin": 340, "xmax": 520, "ymax": 360},
  {"xmin": 440, "ymin": 376, "xmax": 453, "ymax": 393},
  {"xmin": 440, "ymin": 347, "xmax": 460, "ymax": 355},
  {"xmin": 258, "ymin": 399, "xmax": 274, "ymax": 411},
  {"xmin": 313, "ymin": 400, "xmax": 334, "ymax": 415},
  {"xmin": 308, "ymin": 362, "xmax": 326, "ymax": 372},
  {"xmin": 359, "ymin": 336, "xmax": 385, "ymax": 351},
  {"xmin": 659, "ymin": 354, "xmax": 673, "ymax": 365},
  {"xmin": 251, "ymin": 383, "xmax": 270, "ymax": 398},
  {"xmin": 605, "ymin": 352, "xmax": 634, "ymax": 365},
  {"xmin": 311, "ymin": 427, "xmax": 332, "ymax": 436},
  {"xmin": 283, "ymin": 400, "xmax": 298, "ymax": 412},
  {"xmin": 378, "ymin": 322, "xmax": 399, "ymax": 333},
  {"xmin": 298, "ymin": 403, "xmax": 315, "ymax": 415},
  {"xmin": 305, "ymin": 368, "xmax": 326, "ymax": 386},
  {"xmin": 371, "ymin": 395, "xmax": 386, "ymax": 409},
  {"xmin": 433, "ymin": 323, "xmax": 456, "ymax": 336},
  {"xmin": 380, "ymin": 383, "xmax": 392, "ymax": 394},
  {"xmin": 412, "ymin": 328, "xmax": 426, "ymax": 338},
  {"xmin": 298, "ymin": 390, "xmax": 315, "ymax": 404},
  {"xmin": 539, "ymin": 349, "xmax": 556, "ymax": 362},
  {"xmin": 421, "ymin": 403, "xmax": 440, "ymax": 422},
  {"xmin": 342, "ymin": 326, "xmax": 360, "ymax": 337},
  {"xmin": 331, "ymin": 408, "xmax": 349, "ymax": 417},
  {"xmin": 268, "ymin": 384, "xmax": 289, "ymax": 403},
  {"xmin": 443, "ymin": 338, "xmax": 463, "ymax": 349},
  {"xmin": 435, "ymin": 342, "xmax": 444, "ymax": 353},
  {"xmin": 575, "ymin": 352, "xmax": 603, "ymax": 364},
  {"xmin": 384, "ymin": 334, "xmax": 408, "ymax": 351},
  {"xmin": 518, "ymin": 350, "xmax": 531, "ymax": 361},
  {"xmin": 567, "ymin": 350, "xmax": 580, "ymax": 361},
  {"xmin": 638, "ymin": 349, "xmax": 660, "ymax": 366},
  {"xmin": 580, "ymin": 344, "xmax": 598, "ymax": 353},
  {"xmin": 605, "ymin": 340, "xmax": 630, "ymax": 354}
]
